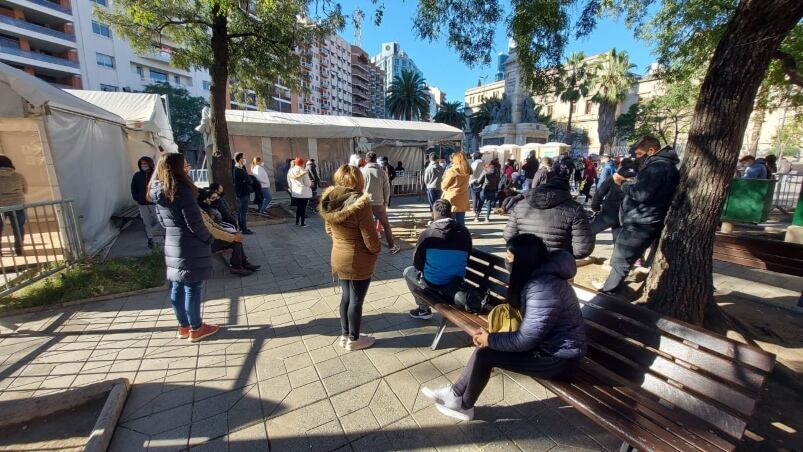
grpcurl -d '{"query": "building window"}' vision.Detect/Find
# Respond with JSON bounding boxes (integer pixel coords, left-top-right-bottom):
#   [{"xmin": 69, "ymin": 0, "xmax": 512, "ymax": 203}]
[
  {"xmin": 100, "ymin": 84, "xmax": 118, "ymax": 92},
  {"xmin": 584, "ymin": 100, "xmax": 592, "ymax": 115},
  {"xmin": 91, "ymin": 21, "xmax": 112, "ymax": 38},
  {"xmin": 202, "ymin": 80, "xmax": 211, "ymax": 90},
  {"xmin": 91, "ymin": 0, "xmax": 108, "ymax": 5},
  {"xmin": 173, "ymin": 75, "xmax": 181, "ymax": 85},
  {"xmin": 547, "ymin": 105, "xmax": 553, "ymax": 117},
  {"xmin": 149, "ymin": 70, "xmax": 167, "ymax": 82},
  {"xmin": 134, "ymin": 65, "xmax": 143, "ymax": 78},
  {"xmin": 96, "ymin": 53, "xmax": 115, "ymax": 68}
]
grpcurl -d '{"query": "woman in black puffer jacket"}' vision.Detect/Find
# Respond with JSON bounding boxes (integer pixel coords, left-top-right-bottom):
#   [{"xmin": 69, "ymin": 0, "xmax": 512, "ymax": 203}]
[
  {"xmin": 149, "ymin": 153, "xmax": 219, "ymax": 343},
  {"xmin": 503, "ymin": 157, "xmax": 594, "ymax": 259}
]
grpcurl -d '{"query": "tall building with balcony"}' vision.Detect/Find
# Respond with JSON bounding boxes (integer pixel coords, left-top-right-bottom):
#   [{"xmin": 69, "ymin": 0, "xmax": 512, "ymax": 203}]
[
  {"xmin": 0, "ymin": 0, "xmax": 82, "ymax": 88},
  {"xmin": 428, "ymin": 85, "xmax": 445, "ymax": 121},
  {"xmin": 371, "ymin": 42, "xmax": 422, "ymax": 91},
  {"xmin": 293, "ymin": 34, "xmax": 352, "ymax": 116},
  {"xmin": 350, "ymin": 45, "xmax": 384, "ymax": 118}
]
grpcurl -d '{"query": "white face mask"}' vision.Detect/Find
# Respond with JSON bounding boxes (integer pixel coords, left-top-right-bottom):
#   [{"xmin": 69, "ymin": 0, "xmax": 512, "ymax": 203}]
[{"xmin": 140, "ymin": 164, "xmax": 149, "ymax": 171}]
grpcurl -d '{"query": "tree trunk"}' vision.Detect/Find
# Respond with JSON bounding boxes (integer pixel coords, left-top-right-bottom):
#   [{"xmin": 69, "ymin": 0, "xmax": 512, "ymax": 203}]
[
  {"xmin": 643, "ymin": 0, "xmax": 803, "ymax": 324},
  {"xmin": 566, "ymin": 101, "xmax": 574, "ymax": 145},
  {"xmin": 747, "ymin": 82, "xmax": 769, "ymax": 154},
  {"xmin": 597, "ymin": 101, "xmax": 616, "ymax": 153},
  {"xmin": 208, "ymin": 10, "xmax": 235, "ymax": 208}
]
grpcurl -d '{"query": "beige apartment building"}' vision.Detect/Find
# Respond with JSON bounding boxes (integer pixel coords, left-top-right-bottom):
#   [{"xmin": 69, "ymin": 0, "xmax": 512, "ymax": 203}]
[
  {"xmin": 464, "ymin": 79, "xmax": 505, "ymax": 110},
  {"xmin": 351, "ymin": 44, "xmax": 384, "ymax": 118},
  {"xmin": 293, "ymin": 34, "xmax": 352, "ymax": 116}
]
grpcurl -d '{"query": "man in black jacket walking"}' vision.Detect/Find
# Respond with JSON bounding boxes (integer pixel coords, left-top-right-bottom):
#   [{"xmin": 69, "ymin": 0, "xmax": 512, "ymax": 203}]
[
  {"xmin": 405, "ymin": 199, "xmax": 473, "ymax": 319},
  {"xmin": 594, "ymin": 137, "xmax": 680, "ymax": 293},
  {"xmin": 130, "ymin": 156, "xmax": 159, "ymax": 248}
]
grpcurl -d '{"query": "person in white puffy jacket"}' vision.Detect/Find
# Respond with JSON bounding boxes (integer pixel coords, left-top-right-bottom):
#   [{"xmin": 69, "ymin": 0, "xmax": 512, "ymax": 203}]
[
  {"xmin": 251, "ymin": 157, "xmax": 272, "ymax": 215},
  {"xmin": 287, "ymin": 157, "xmax": 312, "ymax": 227}
]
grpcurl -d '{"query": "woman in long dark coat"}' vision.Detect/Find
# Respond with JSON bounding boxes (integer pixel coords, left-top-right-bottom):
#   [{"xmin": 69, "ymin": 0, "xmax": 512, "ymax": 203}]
[{"xmin": 149, "ymin": 153, "xmax": 219, "ymax": 342}]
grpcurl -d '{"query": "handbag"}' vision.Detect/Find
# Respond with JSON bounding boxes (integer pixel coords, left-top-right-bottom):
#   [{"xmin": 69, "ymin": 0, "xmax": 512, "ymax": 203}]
[{"xmin": 487, "ymin": 304, "xmax": 522, "ymax": 333}]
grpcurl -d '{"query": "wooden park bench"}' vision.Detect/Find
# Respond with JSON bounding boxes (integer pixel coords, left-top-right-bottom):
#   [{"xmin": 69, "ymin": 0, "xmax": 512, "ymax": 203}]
[
  {"xmin": 714, "ymin": 232, "xmax": 803, "ymax": 306},
  {"xmin": 409, "ymin": 248, "xmax": 776, "ymax": 452},
  {"xmin": 110, "ymin": 205, "xmax": 140, "ymax": 228}
]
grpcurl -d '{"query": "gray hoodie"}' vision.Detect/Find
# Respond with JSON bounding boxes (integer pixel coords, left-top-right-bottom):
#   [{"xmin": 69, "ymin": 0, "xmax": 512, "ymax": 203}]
[
  {"xmin": 360, "ymin": 162, "xmax": 390, "ymax": 206},
  {"xmin": 424, "ymin": 162, "xmax": 444, "ymax": 189}
]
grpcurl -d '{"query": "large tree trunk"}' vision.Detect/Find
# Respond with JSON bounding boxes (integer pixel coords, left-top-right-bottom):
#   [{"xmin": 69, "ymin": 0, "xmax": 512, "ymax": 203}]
[
  {"xmin": 566, "ymin": 101, "xmax": 574, "ymax": 145},
  {"xmin": 208, "ymin": 10, "xmax": 234, "ymax": 208},
  {"xmin": 747, "ymin": 82, "xmax": 770, "ymax": 154},
  {"xmin": 597, "ymin": 101, "xmax": 616, "ymax": 153},
  {"xmin": 643, "ymin": 0, "xmax": 803, "ymax": 324}
]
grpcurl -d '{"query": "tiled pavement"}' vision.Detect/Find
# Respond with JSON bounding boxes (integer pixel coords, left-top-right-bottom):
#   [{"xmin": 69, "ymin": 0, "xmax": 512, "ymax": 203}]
[{"xmin": 1, "ymin": 196, "xmax": 799, "ymax": 451}]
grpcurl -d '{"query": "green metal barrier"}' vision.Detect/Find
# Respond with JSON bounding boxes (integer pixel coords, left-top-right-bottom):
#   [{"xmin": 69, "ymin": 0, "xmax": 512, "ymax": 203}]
[{"xmin": 721, "ymin": 178, "xmax": 777, "ymax": 223}]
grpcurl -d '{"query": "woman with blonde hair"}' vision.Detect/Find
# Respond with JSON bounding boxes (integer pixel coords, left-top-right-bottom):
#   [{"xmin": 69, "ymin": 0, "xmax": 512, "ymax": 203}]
[
  {"xmin": 441, "ymin": 152, "xmax": 472, "ymax": 224},
  {"xmin": 251, "ymin": 156, "xmax": 272, "ymax": 215},
  {"xmin": 318, "ymin": 165, "xmax": 381, "ymax": 351},
  {"xmin": 149, "ymin": 153, "xmax": 219, "ymax": 342}
]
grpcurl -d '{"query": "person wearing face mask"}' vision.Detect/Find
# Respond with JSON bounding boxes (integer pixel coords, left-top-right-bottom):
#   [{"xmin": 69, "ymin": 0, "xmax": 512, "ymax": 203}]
[
  {"xmin": 251, "ymin": 157, "xmax": 272, "ymax": 216},
  {"xmin": 404, "ymin": 199, "xmax": 472, "ymax": 320},
  {"xmin": 420, "ymin": 234, "xmax": 586, "ymax": 421},
  {"xmin": 197, "ymin": 188, "xmax": 260, "ymax": 276},
  {"xmin": 233, "ymin": 152, "xmax": 254, "ymax": 234},
  {"xmin": 593, "ymin": 136, "xmax": 680, "ymax": 294},
  {"xmin": 131, "ymin": 156, "xmax": 159, "ymax": 248}
]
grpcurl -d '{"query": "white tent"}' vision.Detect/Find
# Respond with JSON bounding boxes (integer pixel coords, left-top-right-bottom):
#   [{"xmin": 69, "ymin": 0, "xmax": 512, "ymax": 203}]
[
  {"xmin": 66, "ymin": 90, "xmax": 177, "ymax": 167},
  {"xmin": 215, "ymin": 110, "xmax": 464, "ymax": 141},
  {"xmin": 0, "ymin": 62, "xmax": 130, "ymax": 254}
]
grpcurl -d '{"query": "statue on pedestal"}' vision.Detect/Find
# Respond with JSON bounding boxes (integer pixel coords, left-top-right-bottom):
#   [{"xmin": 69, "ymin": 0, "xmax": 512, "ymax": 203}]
[
  {"xmin": 520, "ymin": 96, "xmax": 537, "ymax": 123},
  {"xmin": 492, "ymin": 94, "xmax": 512, "ymax": 124}
]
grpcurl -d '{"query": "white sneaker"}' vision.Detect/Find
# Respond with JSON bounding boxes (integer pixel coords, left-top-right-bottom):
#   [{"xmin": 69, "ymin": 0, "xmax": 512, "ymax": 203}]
[
  {"xmin": 389, "ymin": 244, "xmax": 401, "ymax": 255},
  {"xmin": 338, "ymin": 335, "xmax": 347, "ymax": 348},
  {"xmin": 435, "ymin": 401, "xmax": 474, "ymax": 421},
  {"xmin": 421, "ymin": 385, "xmax": 461, "ymax": 410},
  {"xmin": 346, "ymin": 335, "xmax": 375, "ymax": 351},
  {"xmin": 591, "ymin": 280, "xmax": 605, "ymax": 291}
]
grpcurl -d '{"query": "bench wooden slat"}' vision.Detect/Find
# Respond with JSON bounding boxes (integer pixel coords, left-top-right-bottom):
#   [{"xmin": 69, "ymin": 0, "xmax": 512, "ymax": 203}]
[
  {"xmin": 573, "ymin": 287, "xmax": 775, "ymax": 373},
  {"xmin": 712, "ymin": 242, "xmax": 803, "ymax": 268},
  {"xmin": 110, "ymin": 205, "xmax": 140, "ymax": 221},
  {"xmin": 584, "ymin": 322, "xmax": 758, "ymax": 417},
  {"xmin": 580, "ymin": 304, "xmax": 766, "ymax": 393},
  {"xmin": 715, "ymin": 232, "xmax": 803, "ymax": 259}
]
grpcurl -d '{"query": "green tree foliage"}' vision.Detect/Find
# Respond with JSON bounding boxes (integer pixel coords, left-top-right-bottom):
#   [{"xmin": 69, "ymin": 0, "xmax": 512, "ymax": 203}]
[
  {"xmin": 469, "ymin": 98, "xmax": 499, "ymax": 135},
  {"xmin": 386, "ymin": 70, "xmax": 430, "ymax": 121},
  {"xmin": 143, "ymin": 82, "xmax": 207, "ymax": 146},
  {"xmin": 433, "ymin": 101, "xmax": 466, "ymax": 130},
  {"xmin": 554, "ymin": 51, "xmax": 590, "ymax": 141},
  {"xmin": 615, "ymin": 80, "xmax": 697, "ymax": 148},
  {"xmin": 589, "ymin": 49, "xmax": 635, "ymax": 152},
  {"xmin": 97, "ymin": 1, "xmax": 344, "ymax": 202}
]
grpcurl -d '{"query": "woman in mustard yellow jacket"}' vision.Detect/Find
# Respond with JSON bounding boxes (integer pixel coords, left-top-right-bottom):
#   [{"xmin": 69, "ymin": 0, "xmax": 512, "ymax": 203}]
[{"xmin": 441, "ymin": 152, "xmax": 472, "ymax": 224}]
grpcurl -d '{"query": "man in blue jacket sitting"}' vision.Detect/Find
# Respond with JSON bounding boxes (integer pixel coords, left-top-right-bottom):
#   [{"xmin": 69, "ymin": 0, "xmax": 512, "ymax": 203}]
[{"xmin": 404, "ymin": 199, "xmax": 473, "ymax": 319}]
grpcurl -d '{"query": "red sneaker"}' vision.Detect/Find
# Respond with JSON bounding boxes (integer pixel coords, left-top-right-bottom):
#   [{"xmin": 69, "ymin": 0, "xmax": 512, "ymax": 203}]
[
  {"xmin": 177, "ymin": 326, "xmax": 190, "ymax": 339},
  {"xmin": 189, "ymin": 324, "xmax": 220, "ymax": 342}
]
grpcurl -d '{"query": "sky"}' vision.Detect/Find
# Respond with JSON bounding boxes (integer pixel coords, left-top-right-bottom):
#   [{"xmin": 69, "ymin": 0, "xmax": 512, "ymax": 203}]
[{"xmin": 333, "ymin": 1, "xmax": 657, "ymax": 103}]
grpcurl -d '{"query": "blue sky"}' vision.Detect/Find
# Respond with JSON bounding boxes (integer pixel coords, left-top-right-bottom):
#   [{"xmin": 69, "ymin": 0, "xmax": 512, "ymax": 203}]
[{"xmin": 334, "ymin": 1, "xmax": 657, "ymax": 102}]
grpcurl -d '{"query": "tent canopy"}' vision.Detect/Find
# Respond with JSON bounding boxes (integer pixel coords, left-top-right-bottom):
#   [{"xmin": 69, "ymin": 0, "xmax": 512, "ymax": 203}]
[
  {"xmin": 0, "ymin": 62, "xmax": 124, "ymax": 124},
  {"xmin": 210, "ymin": 109, "xmax": 463, "ymax": 142}
]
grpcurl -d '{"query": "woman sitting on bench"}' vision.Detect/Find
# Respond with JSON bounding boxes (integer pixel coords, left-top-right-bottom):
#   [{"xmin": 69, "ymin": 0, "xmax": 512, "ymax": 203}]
[
  {"xmin": 421, "ymin": 233, "xmax": 587, "ymax": 421},
  {"xmin": 197, "ymin": 189, "xmax": 260, "ymax": 276}
]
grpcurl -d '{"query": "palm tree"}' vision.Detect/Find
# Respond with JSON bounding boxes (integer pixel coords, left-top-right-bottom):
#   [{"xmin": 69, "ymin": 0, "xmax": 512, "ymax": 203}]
[
  {"xmin": 386, "ymin": 70, "xmax": 430, "ymax": 121},
  {"xmin": 433, "ymin": 101, "xmax": 466, "ymax": 129},
  {"xmin": 554, "ymin": 51, "xmax": 590, "ymax": 144},
  {"xmin": 469, "ymin": 98, "xmax": 499, "ymax": 135},
  {"xmin": 590, "ymin": 49, "xmax": 635, "ymax": 152}
]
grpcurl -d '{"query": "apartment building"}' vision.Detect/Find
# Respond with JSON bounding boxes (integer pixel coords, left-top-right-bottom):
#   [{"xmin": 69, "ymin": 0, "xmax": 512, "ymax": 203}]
[
  {"xmin": 428, "ymin": 85, "xmax": 445, "ymax": 120},
  {"xmin": 294, "ymin": 34, "xmax": 352, "ymax": 116},
  {"xmin": 371, "ymin": 41, "xmax": 422, "ymax": 91},
  {"xmin": 350, "ymin": 44, "xmax": 384, "ymax": 118},
  {"xmin": 464, "ymin": 79, "xmax": 505, "ymax": 111}
]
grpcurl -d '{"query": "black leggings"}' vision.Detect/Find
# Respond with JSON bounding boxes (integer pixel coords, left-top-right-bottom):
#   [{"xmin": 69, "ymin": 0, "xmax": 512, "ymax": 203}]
[
  {"xmin": 339, "ymin": 278, "xmax": 371, "ymax": 340},
  {"xmin": 453, "ymin": 347, "xmax": 576, "ymax": 409},
  {"xmin": 295, "ymin": 198, "xmax": 309, "ymax": 225}
]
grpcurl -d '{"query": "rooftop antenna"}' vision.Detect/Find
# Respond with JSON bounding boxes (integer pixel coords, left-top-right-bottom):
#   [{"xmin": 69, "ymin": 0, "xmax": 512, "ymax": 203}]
[{"xmin": 353, "ymin": 7, "xmax": 365, "ymax": 47}]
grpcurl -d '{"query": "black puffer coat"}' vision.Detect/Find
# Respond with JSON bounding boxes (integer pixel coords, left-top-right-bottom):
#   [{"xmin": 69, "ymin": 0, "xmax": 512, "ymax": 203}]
[
  {"xmin": 150, "ymin": 180, "xmax": 214, "ymax": 283},
  {"xmin": 620, "ymin": 148, "xmax": 680, "ymax": 226},
  {"xmin": 503, "ymin": 178, "xmax": 594, "ymax": 258}
]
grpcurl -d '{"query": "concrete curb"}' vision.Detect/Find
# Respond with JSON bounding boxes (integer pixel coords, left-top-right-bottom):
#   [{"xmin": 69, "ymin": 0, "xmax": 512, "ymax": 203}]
[
  {"xmin": 0, "ymin": 283, "xmax": 168, "ymax": 319},
  {"xmin": 86, "ymin": 379, "xmax": 131, "ymax": 452}
]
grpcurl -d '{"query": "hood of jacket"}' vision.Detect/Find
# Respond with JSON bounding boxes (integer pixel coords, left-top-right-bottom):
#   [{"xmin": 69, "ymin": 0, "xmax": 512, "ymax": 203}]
[
  {"xmin": 533, "ymin": 250, "xmax": 577, "ymax": 280},
  {"xmin": 137, "ymin": 156, "xmax": 155, "ymax": 173},
  {"xmin": 363, "ymin": 162, "xmax": 382, "ymax": 171},
  {"xmin": 288, "ymin": 165, "xmax": 307, "ymax": 180},
  {"xmin": 528, "ymin": 178, "xmax": 572, "ymax": 209},
  {"xmin": 427, "ymin": 217, "xmax": 462, "ymax": 235},
  {"xmin": 646, "ymin": 148, "xmax": 680, "ymax": 168},
  {"xmin": 0, "ymin": 168, "xmax": 16, "ymax": 177},
  {"xmin": 318, "ymin": 186, "xmax": 371, "ymax": 224}
]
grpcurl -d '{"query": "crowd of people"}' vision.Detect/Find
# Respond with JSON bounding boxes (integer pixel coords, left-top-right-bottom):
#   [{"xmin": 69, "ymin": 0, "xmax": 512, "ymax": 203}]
[{"xmin": 135, "ymin": 134, "xmax": 689, "ymax": 419}]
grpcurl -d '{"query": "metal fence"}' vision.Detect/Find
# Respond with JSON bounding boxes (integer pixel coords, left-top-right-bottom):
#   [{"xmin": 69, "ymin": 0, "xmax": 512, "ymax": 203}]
[
  {"xmin": 0, "ymin": 200, "xmax": 83, "ymax": 297},
  {"xmin": 773, "ymin": 173, "xmax": 802, "ymax": 211},
  {"xmin": 392, "ymin": 170, "xmax": 425, "ymax": 196},
  {"xmin": 189, "ymin": 169, "xmax": 209, "ymax": 185}
]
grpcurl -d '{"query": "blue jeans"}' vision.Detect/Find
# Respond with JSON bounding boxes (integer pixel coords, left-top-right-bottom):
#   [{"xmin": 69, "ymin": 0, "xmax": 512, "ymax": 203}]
[
  {"xmin": 170, "ymin": 281, "xmax": 203, "ymax": 329},
  {"xmin": 258, "ymin": 188, "xmax": 272, "ymax": 213},
  {"xmin": 237, "ymin": 195, "xmax": 250, "ymax": 230},
  {"xmin": 480, "ymin": 191, "xmax": 496, "ymax": 219},
  {"xmin": 453, "ymin": 212, "xmax": 465, "ymax": 225},
  {"xmin": 426, "ymin": 188, "xmax": 441, "ymax": 211},
  {"xmin": 522, "ymin": 178, "xmax": 533, "ymax": 192}
]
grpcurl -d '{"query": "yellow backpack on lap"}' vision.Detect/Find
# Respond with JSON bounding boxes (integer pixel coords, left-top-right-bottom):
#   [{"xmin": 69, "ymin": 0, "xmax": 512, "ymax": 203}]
[{"xmin": 487, "ymin": 304, "xmax": 522, "ymax": 333}]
